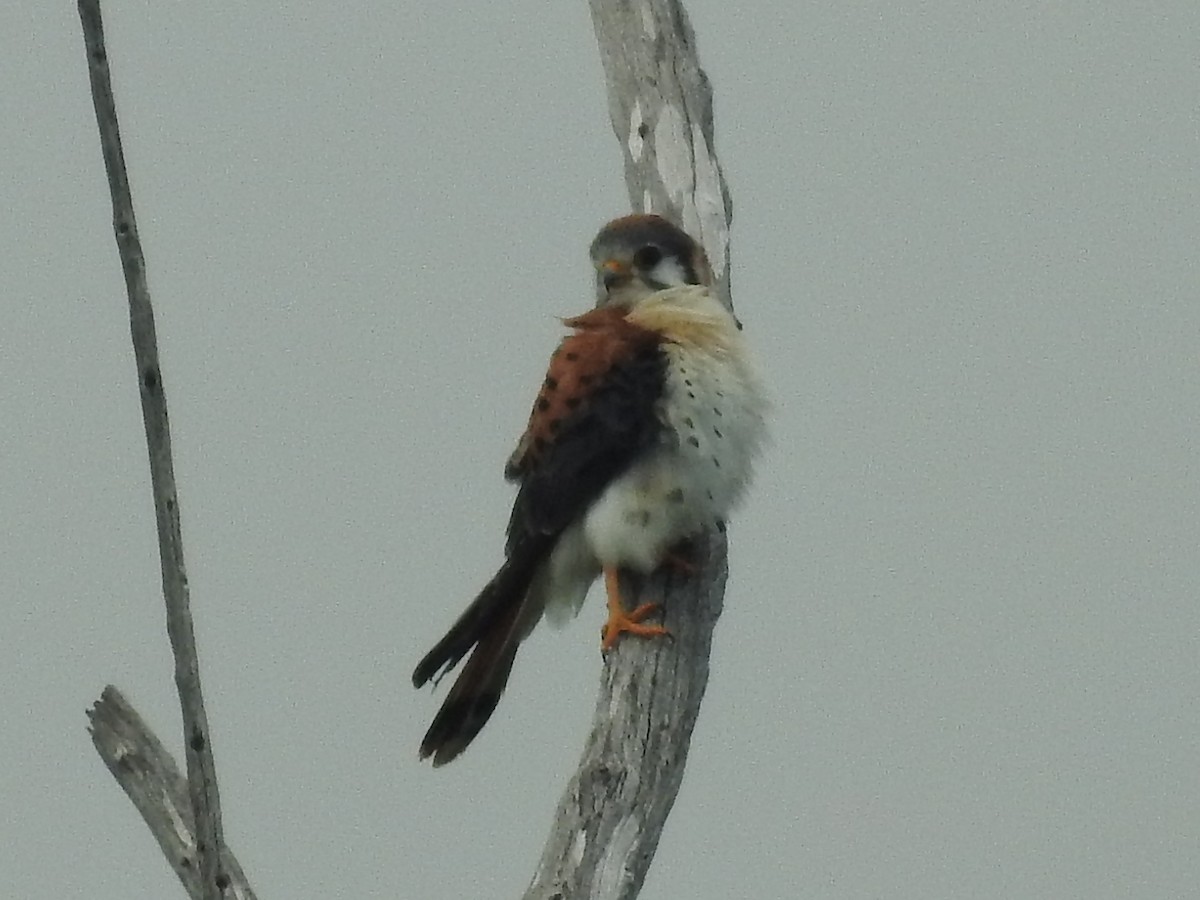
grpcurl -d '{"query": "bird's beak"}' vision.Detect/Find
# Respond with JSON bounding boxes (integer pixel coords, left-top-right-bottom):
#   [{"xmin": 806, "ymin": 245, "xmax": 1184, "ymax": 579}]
[{"xmin": 600, "ymin": 258, "xmax": 630, "ymax": 291}]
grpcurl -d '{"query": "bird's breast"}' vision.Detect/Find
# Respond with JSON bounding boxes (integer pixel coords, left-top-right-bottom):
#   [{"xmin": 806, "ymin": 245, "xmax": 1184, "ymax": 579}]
[
  {"xmin": 656, "ymin": 338, "xmax": 766, "ymax": 518},
  {"xmin": 582, "ymin": 325, "xmax": 767, "ymax": 572}
]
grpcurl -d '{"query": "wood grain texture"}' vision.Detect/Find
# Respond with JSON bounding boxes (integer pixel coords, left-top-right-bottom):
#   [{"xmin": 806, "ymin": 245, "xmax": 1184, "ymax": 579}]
[
  {"xmin": 523, "ymin": 2, "xmax": 737, "ymax": 897},
  {"xmin": 88, "ymin": 688, "xmax": 257, "ymax": 900}
]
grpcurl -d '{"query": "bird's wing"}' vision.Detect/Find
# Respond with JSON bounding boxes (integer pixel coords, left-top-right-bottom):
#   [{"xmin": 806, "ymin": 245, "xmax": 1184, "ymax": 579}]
[
  {"xmin": 411, "ymin": 307, "xmax": 669, "ymax": 765},
  {"xmin": 504, "ymin": 307, "xmax": 668, "ymax": 551}
]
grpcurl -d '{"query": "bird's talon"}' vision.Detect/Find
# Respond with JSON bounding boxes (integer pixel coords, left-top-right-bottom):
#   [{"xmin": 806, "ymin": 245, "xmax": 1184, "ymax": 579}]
[
  {"xmin": 601, "ymin": 568, "xmax": 672, "ymax": 650},
  {"xmin": 602, "ymin": 603, "xmax": 669, "ymax": 650},
  {"xmin": 626, "ymin": 601, "xmax": 660, "ymax": 622}
]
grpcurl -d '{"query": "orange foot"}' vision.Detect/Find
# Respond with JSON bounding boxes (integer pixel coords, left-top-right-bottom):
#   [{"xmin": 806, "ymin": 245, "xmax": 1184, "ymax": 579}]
[{"xmin": 601, "ymin": 567, "xmax": 671, "ymax": 650}]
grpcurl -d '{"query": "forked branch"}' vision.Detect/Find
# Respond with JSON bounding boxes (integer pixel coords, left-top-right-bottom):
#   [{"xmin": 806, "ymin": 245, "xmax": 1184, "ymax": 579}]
[{"xmin": 77, "ymin": 2, "xmax": 251, "ymax": 897}]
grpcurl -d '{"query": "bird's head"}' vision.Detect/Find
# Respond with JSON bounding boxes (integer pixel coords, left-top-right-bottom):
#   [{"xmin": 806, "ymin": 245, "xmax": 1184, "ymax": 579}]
[{"xmin": 589, "ymin": 214, "xmax": 712, "ymax": 308}]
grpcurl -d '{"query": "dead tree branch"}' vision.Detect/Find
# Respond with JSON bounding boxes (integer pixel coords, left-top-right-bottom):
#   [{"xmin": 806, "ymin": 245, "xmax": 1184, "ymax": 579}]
[
  {"xmin": 88, "ymin": 688, "xmax": 257, "ymax": 900},
  {"xmin": 523, "ymin": 3, "xmax": 735, "ymax": 898},
  {"xmin": 77, "ymin": 2, "xmax": 251, "ymax": 897}
]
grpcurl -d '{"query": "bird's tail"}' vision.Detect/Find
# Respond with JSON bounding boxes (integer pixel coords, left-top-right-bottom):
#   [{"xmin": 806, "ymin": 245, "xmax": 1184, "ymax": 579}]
[{"xmin": 412, "ymin": 541, "xmax": 547, "ymax": 765}]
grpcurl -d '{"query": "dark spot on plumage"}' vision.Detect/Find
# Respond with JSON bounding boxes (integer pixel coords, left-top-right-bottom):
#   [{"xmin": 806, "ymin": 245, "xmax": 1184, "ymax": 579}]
[
  {"xmin": 505, "ymin": 306, "xmax": 667, "ymax": 553},
  {"xmin": 684, "ymin": 379, "xmax": 693, "ymax": 387},
  {"xmin": 707, "ymin": 490, "xmax": 715, "ymax": 501},
  {"xmin": 667, "ymin": 488, "xmax": 685, "ymax": 504},
  {"xmin": 687, "ymin": 391, "xmax": 696, "ymax": 399},
  {"xmin": 638, "ymin": 122, "xmax": 649, "ymax": 138},
  {"xmin": 536, "ymin": 397, "xmax": 550, "ymax": 412},
  {"xmin": 687, "ymin": 435, "xmax": 700, "ymax": 449},
  {"xmin": 712, "ymin": 456, "xmax": 721, "ymax": 468},
  {"xmin": 565, "ymin": 351, "xmax": 579, "ymax": 361},
  {"xmin": 713, "ymin": 427, "xmax": 723, "ymax": 438},
  {"xmin": 715, "ymin": 390, "xmax": 724, "ymax": 398},
  {"xmin": 713, "ymin": 407, "xmax": 722, "ymax": 417},
  {"xmin": 684, "ymin": 417, "xmax": 695, "ymax": 429}
]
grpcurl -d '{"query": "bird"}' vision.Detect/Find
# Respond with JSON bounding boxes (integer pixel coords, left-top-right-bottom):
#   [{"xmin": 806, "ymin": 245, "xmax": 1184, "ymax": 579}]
[{"xmin": 412, "ymin": 213, "xmax": 767, "ymax": 766}]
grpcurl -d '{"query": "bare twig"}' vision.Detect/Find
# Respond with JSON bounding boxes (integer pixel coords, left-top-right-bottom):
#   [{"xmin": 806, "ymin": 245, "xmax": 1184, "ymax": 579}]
[
  {"xmin": 88, "ymin": 688, "xmax": 257, "ymax": 900},
  {"xmin": 523, "ymin": 2, "xmax": 735, "ymax": 898},
  {"xmin": 77, "ymin": 2, "xmax": 240, "ymax": 897}
]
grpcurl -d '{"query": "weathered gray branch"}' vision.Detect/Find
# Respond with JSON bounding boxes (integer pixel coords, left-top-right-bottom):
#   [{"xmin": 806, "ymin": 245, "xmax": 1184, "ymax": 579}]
[
  {"xmin": 88, "ymin": 688, "xmax": 257, "ymax": 900},
  {"xmin": 77, "ymin": 2, "xmax": 246, "ymax": 897},
  {"xmin": 588, "ymin": 0, "xmax": 734, "ymax": 308},
  {"xmin": 523, "ymin": 3, "xmax": 735, "ymax": 898}
]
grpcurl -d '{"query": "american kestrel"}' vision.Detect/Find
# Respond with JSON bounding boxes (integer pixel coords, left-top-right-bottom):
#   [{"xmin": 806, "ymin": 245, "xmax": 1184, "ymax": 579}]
[{"xmin": 412, "ymin": 214, "xmax": 767, "ymax": 765}]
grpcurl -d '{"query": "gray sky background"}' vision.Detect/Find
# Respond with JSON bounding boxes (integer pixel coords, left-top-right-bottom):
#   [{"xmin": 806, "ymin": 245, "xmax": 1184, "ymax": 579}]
[{"xmin": 3, "ymin": 1, "xmax": 1198, "ymax": 897}]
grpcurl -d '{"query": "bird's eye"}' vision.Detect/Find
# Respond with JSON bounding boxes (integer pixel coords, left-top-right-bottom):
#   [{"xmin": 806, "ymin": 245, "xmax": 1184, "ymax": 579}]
[{"xmin": 633, "ymin": 245, "xmax": 663, "ymax": 270}]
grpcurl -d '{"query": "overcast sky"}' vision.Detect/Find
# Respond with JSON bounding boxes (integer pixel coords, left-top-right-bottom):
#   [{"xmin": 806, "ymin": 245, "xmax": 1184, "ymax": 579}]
[{"xmin": 3, "ymin": 1, "xmax": 1198, "ymax": 898}]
